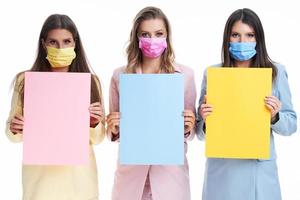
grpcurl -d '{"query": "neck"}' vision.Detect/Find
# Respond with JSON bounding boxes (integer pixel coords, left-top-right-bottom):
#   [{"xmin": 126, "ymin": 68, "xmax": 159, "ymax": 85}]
[
  {"xmin": 234, "ymin": 60, "xmax": 251, "ymax": 68},
  {"xmin": 51, "ymin": 66, "xmax": 69, "ymax": 72},
  {"xmin": 141, "ymin": 56, "xmax": 161, "ymax": 74}
]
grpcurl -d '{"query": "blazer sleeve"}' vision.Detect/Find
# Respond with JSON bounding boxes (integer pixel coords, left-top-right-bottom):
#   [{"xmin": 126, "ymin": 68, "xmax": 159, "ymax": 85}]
[
  {"xmin": 6, "ymin": 73, "xmax": 24, "ymax": 143},
  {"xmin": 271, "ymin": 65, "xmax": 297, "ymax": 136},
  {"xmin": 106, "ymin": 69, "xmax": 120, "ymax": 142},
  {"xmin": 183, "ymin": 68, "xmax": 197, "ymax": 141},
  {"xmin": 89, "ymin": 75, "xmax": 106, "ymax": 145},
  {"xmin": 196, "ymin": 68, "xmax": 207, "ymax": 140}
]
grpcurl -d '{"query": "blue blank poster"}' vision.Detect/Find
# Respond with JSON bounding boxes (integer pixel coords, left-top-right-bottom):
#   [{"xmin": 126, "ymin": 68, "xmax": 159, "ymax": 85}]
[{"xmin": 120, "ymin": 74, "xmax": 184, "ymax": 165}]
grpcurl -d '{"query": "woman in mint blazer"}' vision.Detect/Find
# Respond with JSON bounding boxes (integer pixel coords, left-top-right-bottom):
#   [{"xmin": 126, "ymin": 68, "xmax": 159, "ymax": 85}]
[{"xmin": 196, "ymin": 8, "xmax": 297, "ymax": 200}]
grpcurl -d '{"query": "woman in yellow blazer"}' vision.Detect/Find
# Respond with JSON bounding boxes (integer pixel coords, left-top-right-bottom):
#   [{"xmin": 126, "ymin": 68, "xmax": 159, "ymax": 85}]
[{"xmin": 6, "ymin": 14, "xmax": 105, "ymax": 200}]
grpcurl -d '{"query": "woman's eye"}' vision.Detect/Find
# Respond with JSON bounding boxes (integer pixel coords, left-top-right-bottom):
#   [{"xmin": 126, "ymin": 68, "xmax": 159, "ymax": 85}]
[
  {"xmin": 64, "ymin": 40, "xmax": 71, "ymax": 44},
  {"xmin": 247, "ymin": 33, "xmax": 255, "ymax": 38},
  {"xmin": 155, "ymin": 32, "xmax": 164, "ymax": 37},
  {"xmin": 231, "ymin": 33, "xmax": 239, "ymax": 38},
  {"xmin": 141, "ymin": 33, "xmax": 150, "ymax": 38},
  {"xmin": 49, "ymin": 40, "xmax": 56, "ymax": 45}
]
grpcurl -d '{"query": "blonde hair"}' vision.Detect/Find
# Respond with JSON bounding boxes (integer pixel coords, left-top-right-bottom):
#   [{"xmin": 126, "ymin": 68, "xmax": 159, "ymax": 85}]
[{"xmin": 126, "ymin": 7, "xmax": 175, "ymax": 73}]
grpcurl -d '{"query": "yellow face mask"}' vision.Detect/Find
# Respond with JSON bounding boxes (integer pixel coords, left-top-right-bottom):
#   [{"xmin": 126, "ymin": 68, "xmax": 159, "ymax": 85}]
[{"xmin": 46, "ymin": 46, "xmax": 76, "ymax": 68}]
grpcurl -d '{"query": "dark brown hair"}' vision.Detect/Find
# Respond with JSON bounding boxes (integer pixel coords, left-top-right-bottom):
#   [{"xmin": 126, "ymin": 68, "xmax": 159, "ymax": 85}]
[
  {"xmin": 16, "ymin": 14, "xmax": 101, "ymax": 106},
  {"xmin": 222, "ymin": 8, "xmax": 277, "ymax": 81}
]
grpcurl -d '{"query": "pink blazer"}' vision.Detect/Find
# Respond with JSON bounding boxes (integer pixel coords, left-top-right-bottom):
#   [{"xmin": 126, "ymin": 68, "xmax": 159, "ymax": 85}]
[{"xmin": 107, "ymin": 63, "xmax": 196, "ymax": 200}]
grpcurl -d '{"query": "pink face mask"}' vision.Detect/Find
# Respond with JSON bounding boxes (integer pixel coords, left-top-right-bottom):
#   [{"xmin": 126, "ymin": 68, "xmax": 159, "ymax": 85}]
[{"xmin": 139, "ymin": 37, "xmax": 167, "ymax": 58}]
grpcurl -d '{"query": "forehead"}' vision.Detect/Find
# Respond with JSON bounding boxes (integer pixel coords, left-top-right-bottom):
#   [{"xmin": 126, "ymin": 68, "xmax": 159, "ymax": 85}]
[
  {"xmin": 231, "ymin": 20, "xmax": 254, "ymax": 33},
  {"xmin": 139, "ymin": 18, "xmax": 166, "ymax": 32},
  {"xmin": 46, "ymin": 29, "xmax": 74, "ymax": 40}
]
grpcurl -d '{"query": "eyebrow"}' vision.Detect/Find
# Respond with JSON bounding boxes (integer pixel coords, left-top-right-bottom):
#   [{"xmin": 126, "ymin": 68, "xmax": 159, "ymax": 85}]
[
  {"xmin": 46, "ymin": 37, "xmax": 73, "ymax": 41},
  {"xmin": 231, "ymin": 31, "xmax": 255, "ymax": 34},
  {"xmin": 140, "ymin": 29, "xmax": 164, "ymax": 33}
]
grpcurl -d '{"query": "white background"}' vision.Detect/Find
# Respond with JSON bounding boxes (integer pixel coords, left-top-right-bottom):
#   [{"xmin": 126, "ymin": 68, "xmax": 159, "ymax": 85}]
[{"xmin": 0, "ymin": 0, "xmax": 299, "ymax": 199}]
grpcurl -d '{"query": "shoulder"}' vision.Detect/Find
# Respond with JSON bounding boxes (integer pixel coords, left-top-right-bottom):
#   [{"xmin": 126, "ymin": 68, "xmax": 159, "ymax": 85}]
[
  {"xmin": 91, "ymin": 74, "xmax": 102, "ymax": 89},
  {"xmin": 273, "ymin": 63, "xmax": 286, "ymax": 74},
  {"xmin": 174, "ymin": 63, "xmax": 194, "ymax": 77},
  {"xmin": 16, "ymin": 71, "xmax": 25, "ymax": 83},
  {"xmin": 273, "ymin": 63, "xmax": 288, "ymax": 83},
  {"xmin": 112, "ymin": 66, "xmax": 127, "ymax": 81},
  {"xmin": 210, "ymin": 63, "xmax": 223, "ymax": 68},
  {"xmin": 91, "ymin": 74, "xmax": 99, "ymax": 82},
  {"xmin": 13, "ymin": 71, "xmax": 26, "ymax": 91},
  {"xmin": 203, "ymin": 63, "xmax": 222, "ymax": 76}
]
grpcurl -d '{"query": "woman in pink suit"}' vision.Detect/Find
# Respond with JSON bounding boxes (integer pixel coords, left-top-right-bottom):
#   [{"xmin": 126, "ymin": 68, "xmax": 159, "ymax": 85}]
[{"xmin": 106, "ymin": 6, "xmax": 196, "ymax": 200}]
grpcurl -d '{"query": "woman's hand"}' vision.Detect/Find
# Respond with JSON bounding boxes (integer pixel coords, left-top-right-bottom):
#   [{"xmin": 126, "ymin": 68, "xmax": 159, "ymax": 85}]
[
  {"xmin": 10, "ymin": 115, "xmax": 24, "ymax": 135},
  {"xmin": 89, "ymin": 102, "xmax": 103, "ymax": 127},
  {"xmin": 184, "ymin": 110, "xmax": 196, "ymax": 134},
  {"xmin": 265, "ymin": 95, "xmax": 281, "ymax": 123},
  {"xmin": 106, "ymin": 112, "xmax": 120, "ymax": 136},
  {"xmin": 199, "ymin": 95, "xmax": 213, "ymax": 122}
]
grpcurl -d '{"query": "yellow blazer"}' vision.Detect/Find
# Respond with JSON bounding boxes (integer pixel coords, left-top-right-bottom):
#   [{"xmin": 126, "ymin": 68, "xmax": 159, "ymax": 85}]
[{"xmin": 6, "ymin": 72, "xmax": 105, "ymax": 200}]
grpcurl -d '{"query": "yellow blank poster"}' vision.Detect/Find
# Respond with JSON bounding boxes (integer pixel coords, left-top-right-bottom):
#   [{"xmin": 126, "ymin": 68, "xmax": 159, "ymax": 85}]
[{"xmin": 206, "ymin": 67, "xmax": 272, "ymax": 159}]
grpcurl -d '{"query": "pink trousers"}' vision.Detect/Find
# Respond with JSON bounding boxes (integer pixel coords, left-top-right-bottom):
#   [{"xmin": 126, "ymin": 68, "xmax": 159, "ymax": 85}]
[{"xmin": 112, "ymin": 145, "xmax": 191, "ymax": 200}]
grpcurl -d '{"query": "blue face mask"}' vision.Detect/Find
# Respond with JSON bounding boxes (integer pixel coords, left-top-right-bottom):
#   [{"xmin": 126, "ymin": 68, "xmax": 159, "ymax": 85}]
[{"xmin": 229, "ymin": 42, "xmax": 257, "ymax": 61}]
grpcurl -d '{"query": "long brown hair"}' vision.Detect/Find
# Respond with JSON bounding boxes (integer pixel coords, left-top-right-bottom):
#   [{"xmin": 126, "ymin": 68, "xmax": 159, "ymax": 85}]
[
  {"xmin": 16, "ymin": 14, "xmax": 101, "ymax": 106},
  {"xmin": 222, "ymin": 8, "xmax": 277, "ymax": 81},
  {"xmin": 126, "ymin": 6, "xmax": 175, "ymax": 73}
]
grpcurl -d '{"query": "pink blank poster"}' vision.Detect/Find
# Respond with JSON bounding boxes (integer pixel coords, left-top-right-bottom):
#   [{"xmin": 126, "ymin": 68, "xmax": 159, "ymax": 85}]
[{"xmin": 23, "ymin": 72, "xmax": 91, "ymax": 165}]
